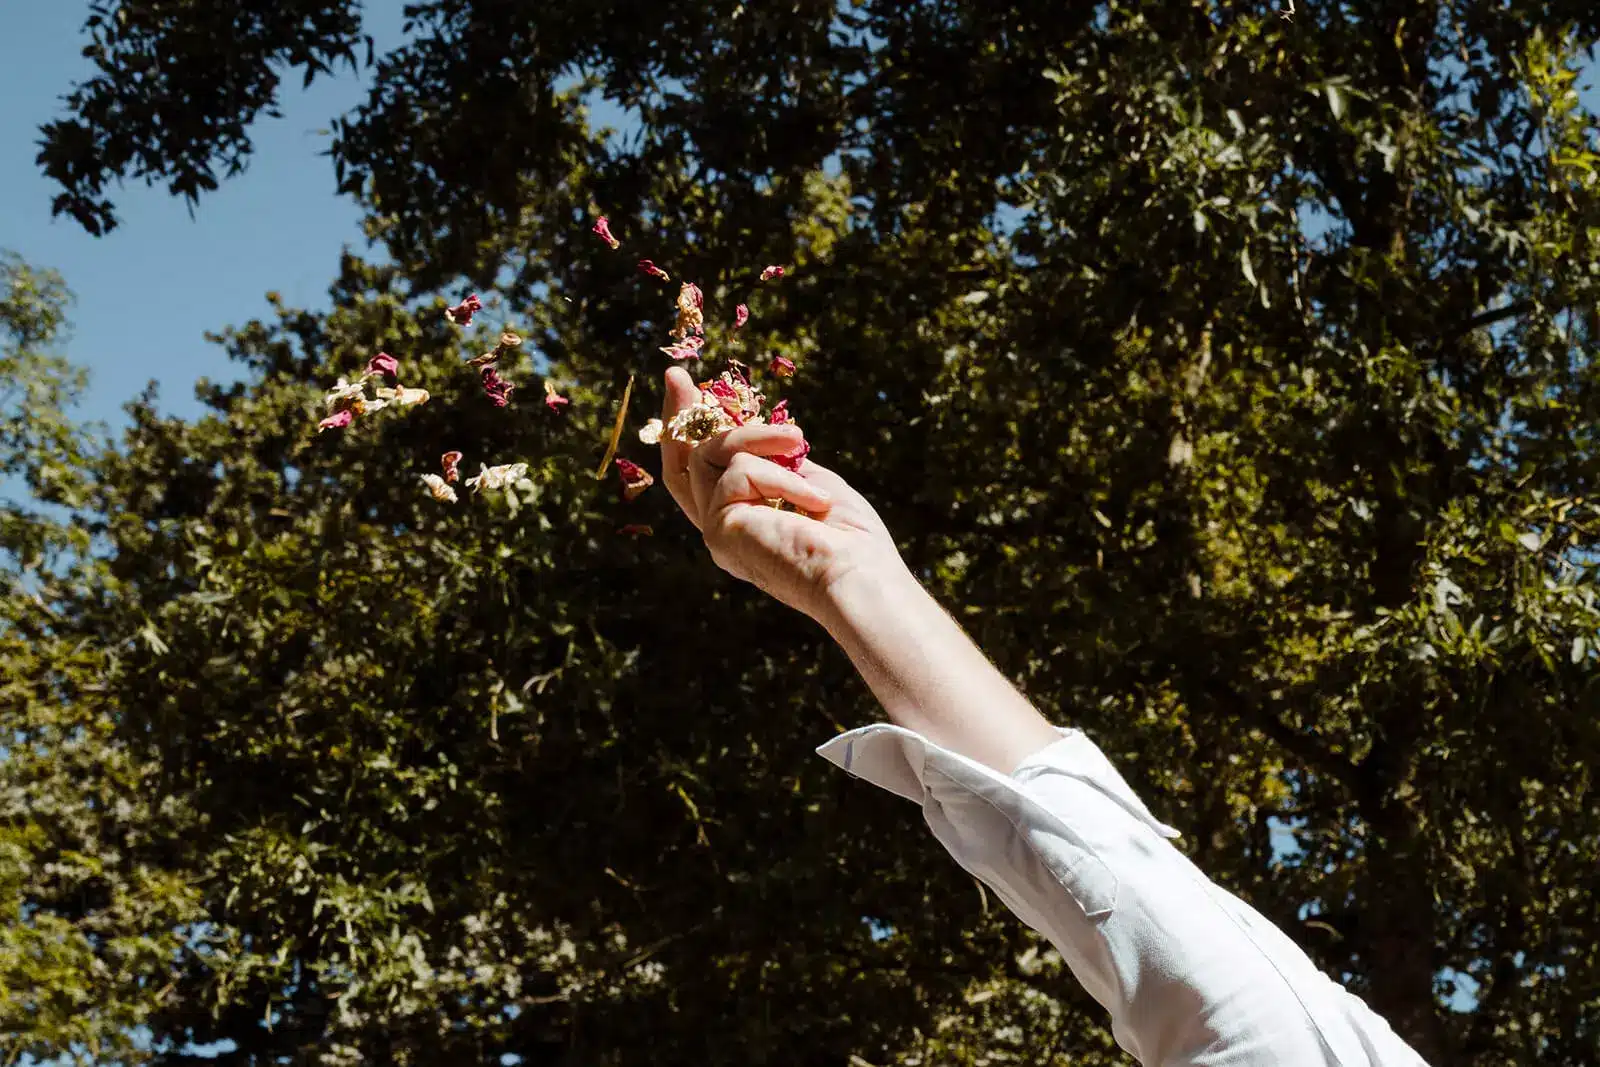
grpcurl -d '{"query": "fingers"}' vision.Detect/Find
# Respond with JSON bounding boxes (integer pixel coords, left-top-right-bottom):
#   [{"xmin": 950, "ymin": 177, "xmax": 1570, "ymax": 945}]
[
  {"xmin": 689, "ymin": 422, "xmax": 806, "ymax": 516},
  {"xmin": 688, "ymin": 439, "xmax": 721, "ymax": 519},
  {"xmin": 708, "ymin": 452, "xmax": 834, "ymax": 519},
  {"xmin": 787, "ymin": 458, "xmax": 852, "ymax": 498},
  {"xmin": 659, "ymin": 367, "xmax": 703, "ymax": 525},
  {"xmin": 697, "ymin": 422, "xmax": 805, "ymax": 469}
]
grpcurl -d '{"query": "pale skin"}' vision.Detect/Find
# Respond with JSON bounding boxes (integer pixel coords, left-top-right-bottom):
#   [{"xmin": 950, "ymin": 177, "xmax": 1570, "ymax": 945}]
[{"xmin": 658, "ymin": 367, "xmax": 1061, "ymax": 775}]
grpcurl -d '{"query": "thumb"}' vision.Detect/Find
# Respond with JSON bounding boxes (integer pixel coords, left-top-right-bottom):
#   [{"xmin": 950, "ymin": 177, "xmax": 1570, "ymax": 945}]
[{"xmin": 659, "ymin": 366, "xmax": 703, "ymax": 524}]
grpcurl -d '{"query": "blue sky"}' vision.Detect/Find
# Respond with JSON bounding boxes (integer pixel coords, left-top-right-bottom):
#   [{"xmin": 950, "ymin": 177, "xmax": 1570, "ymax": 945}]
[{"xmin": 0, "ymin": 3, "xmax": 408, "ymax": 429}]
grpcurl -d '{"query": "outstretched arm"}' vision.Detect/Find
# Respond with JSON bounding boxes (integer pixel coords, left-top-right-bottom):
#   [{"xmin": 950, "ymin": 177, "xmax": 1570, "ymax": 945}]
[
  {"xmin": 654, "ymin": 366, "xmax": 1058, "ymax": 775},
  {"xmin": 654, "ymin": 367, "xmax": 1430, "ymax": 1066}
]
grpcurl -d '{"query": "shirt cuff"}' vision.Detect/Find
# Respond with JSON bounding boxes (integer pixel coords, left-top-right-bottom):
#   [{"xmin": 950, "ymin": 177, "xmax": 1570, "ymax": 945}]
[{"xmin": 814, "ymin": 723, "xmax": 1180, "ymax": 840}]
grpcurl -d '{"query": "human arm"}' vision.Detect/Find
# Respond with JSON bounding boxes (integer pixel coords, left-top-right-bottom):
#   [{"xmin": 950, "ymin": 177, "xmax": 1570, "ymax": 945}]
[
  {"xmin": 655, "ymin": 366, "xmax": 1059, "ymax": 775},
  {"xmin": 654, "ymin": 367, "xmax": 1431, "ymax": 1065}
]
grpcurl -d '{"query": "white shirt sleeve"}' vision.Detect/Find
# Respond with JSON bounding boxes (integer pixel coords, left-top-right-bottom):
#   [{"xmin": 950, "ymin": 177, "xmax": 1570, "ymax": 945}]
[{"xmin": 816, "ymin": 724, "xmax": 1432, "ymax": 1067}]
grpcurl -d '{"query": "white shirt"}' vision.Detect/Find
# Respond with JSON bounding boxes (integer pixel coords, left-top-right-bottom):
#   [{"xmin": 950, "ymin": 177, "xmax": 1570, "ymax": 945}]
[{"xmin": 817, "ymin": 724, "xmax": 1431, "ymax": 1066}]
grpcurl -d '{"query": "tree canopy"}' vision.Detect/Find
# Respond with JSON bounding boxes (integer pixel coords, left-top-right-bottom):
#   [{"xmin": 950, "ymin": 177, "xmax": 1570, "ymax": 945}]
[{"xmin": 8, "ymin": 1, "xmax": 1600, "ymax": 1063}]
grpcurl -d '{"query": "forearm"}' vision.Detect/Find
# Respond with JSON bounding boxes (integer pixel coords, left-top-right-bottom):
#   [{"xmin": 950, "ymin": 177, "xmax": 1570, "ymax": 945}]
[{"xmin": 815, "ymin": 562, "xmax": 1061, "ymax": 776}]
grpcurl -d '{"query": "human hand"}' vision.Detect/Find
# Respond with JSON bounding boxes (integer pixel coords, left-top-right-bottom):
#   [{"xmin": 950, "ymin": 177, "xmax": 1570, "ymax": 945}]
[{"xmin": 657, "ymin": 366, "xmax": 910, "ymax": 623}]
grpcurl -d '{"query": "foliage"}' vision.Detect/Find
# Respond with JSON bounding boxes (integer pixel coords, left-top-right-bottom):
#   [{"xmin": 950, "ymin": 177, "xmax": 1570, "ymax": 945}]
[{"xmin": 10, "ymin": 1, "xmax": 1600, "ymax": 1063}]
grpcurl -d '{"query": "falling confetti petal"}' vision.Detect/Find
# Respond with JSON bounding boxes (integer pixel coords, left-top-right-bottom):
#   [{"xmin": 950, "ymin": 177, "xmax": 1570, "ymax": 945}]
[
  {"xmin": 544, "ymin": 380, "xmax": 570, "ymax": 412},
  {"xmin": 466, "ymin": 462, "xmax": 530, "ymax": 494},
  {"xmin": 592, "ymin": 216, "xmax": 621, "ymax": 249},
  {"xmin": 481, "ymin": 367, "xmax": 515, "ymax": 407},
  {"xmin": 660, "ymin": 337, "xmax": 706, "ymax": 361},
  {"xmin": 377, "ymin": 385, "xmax": 430, "ymax": 407},
  {"xmin": 615, "ymin": 458, "xmax": 655, "ymax": 501},
  {"xmin": 421, "ymin": 473, "xmax": 458, "ymax": 503},
  {"xmin": 366, "ymin": 352, "xmax": 399, "ymax": 380},
  {"xmin": 672, "ymin": 282, "xmax": 705, "ymax": 339},
  {"xmin": 734, "ymin": 304, "xmax": 749, "ymax": 329},
  {"xmin": 442, "ymin": 451, "xmax": 463, "ymax": 482},
  {"xmin": 771, "ymin": 356, "xmax": 796, "ymax": 378},
  {"xmin": 759, "ymin": 265, "xmax": 786, "ymax": 282},
  {"xmin": 638, "ymin": 259, "xmax": 671, "ymax": 281},
  {"xmin": 445, "ymin": 294, "xmax": 483, "ymax": 326}
]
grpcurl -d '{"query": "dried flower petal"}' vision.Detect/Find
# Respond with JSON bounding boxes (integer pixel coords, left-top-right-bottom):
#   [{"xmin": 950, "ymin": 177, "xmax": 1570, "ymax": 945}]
[
  {"xmin": 759, "ymin": 265, "xmax": 786, "ymax": 282},
  {"xmin": 638, "ymin": 259, "xmax": 671, "ymax": 282},
  {"xmin": 592, "ymin": 216, "xmax": 621, "ymax": 249},
  {"xmin": 498, "ymin": 330, "xmax": 522, "ymax": 350},
  {"xmin": 544, "ymin": 380, "xmax": 570, "ymax": 412},
  {"xmin": 615, "ymin": 458, "xmax": 654, "ymax": 501},
  {"xmin": 734, "ymin": 304, "xmax": 750, "ymax": 329},
  {"xmin": 318, "ymin": 408, "xmax": 355, "ymax": 432},
  {"xmin": 466, "ymin": 351, "xmax": 501, "ymax": 369},
  {"xmin": 671, "ymin": 282, "xmax": 705, "ymax": 339},
  {"xmin": 442, "ymin": 451, "xmax": 463, "ymax": 482},
  {"xmin": 366, "ymin": 352, "xmax": 399, "ymax": 380},
  {"xmin": 466, "ymin": 462, "xmax": 530, "ymax": 494},
  {"xmin": 377, "ymin": 385, "xmax": 430, "ymax": 407},
  {"xmin": 770, "ymin": 437, "xmax": 810, "ymax": 472},
  {"xmin": 660, "ymin": 336, "xmax": 705, "ymax": 361},
  {"xmin": 706, "ymin": 377, "xmax": 744, "ymax": 421},
  {"xmin": 445, "ymin": 294, "xmax": 483, "ymax": 326},
  {"xmin": 481, "ymin": 367, "xmax": 515, "ymax": 407},
  {"xmin": 761, "ymin": 397, "xmax": 807, "ymax": 469},
  {"xmin": 619, "ymin": 524, "xmax": 654, "ymax": 536},
  {"xmin": 324, "ymin": 376, "xmax": 366, "ymax": 412},
  {"xmin": 421, "ymin": 473, "xmax": 458, "ymax": 503},
  {"xmin": 638, "ymin": 418, "xmax": 664, "ymax": 445},
  {"xmin": 668, "ymin": 401, "xmax": 736, "ymax": 444},
  {"xmin": 702, "ymin": 368, "xmax": 764, "ymax": 423},
  {"xmin": 771, "ymin": 356, "xmax": 796, "ymax": 378}
]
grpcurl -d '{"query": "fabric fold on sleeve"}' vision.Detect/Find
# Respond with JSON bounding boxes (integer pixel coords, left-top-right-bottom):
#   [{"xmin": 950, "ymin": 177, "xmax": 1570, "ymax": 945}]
[
  {"xmin": 815, "ymin": 723, "xmax": 1180, "ymax": 840},
  {"xmin": 815, "ymin": 723, "xmax": 1430, "ymax": 1066}
]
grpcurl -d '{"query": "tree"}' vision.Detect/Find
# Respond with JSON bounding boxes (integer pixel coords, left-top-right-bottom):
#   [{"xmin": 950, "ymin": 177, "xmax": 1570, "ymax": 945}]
[{"xmin": 10, "ymin": 1, "xmax": 1600, "ymax": 1063}]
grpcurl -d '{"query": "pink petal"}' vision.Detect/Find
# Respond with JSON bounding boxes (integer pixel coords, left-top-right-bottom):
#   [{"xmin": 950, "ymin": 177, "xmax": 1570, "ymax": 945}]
[
  {"xmin": 768, "ymin": 399, "xmax": 791, "ymax": 425},
  {"xmin": 733, "ymin": 304, "xmax": 749, "ymax": 329},
  {"xmin": 481, "ymin": 367, "xmax": 515, "ymax": 407},
  {"xmin": 771, "ymin": 356, "xmax": 796, "ymax": 378},
  {"xmin": 318, "ymin": 409, "xmax": 355, "ymax": 432},
  {"xmin": 660, "ymin": 336, "xmax": 706, "ymax": 361},
  {"xmin": 638, "ymin": 259, "xmax": 670, "ymax": 281},
  {"xmin": 769, "ymin": 437, "xmax": 810, "ymax": 472},
  {"xmin": 445, "ymin": 294, "xmax": 482, "ymax": 326},
  {"xmin": 759, "ymin": 265, "xmax": 785, "ymax": 282},
  {"xmin": 592, "ymin": 216, "xmax": 621, "ymax": 249},
  {"xmin": 366, "ymin": 352, "xmax": 399, "ymax": 379},
  {"xmin": 615, "ymin": 458, "xmax": 654, "ymax": 501},
  {"xmin": 442, "ymin": 451, "xmax": 463, "ymax": 482},
  {"xmin": 707, "ymin": 378, "xmax": 742, "ymax": 417}
]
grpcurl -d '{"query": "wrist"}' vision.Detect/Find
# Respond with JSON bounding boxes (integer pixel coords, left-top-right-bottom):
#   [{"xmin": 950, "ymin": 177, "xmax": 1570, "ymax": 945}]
[{"xmin": 814, "ymin": 555, "xmax": 929, "ymax": 640}]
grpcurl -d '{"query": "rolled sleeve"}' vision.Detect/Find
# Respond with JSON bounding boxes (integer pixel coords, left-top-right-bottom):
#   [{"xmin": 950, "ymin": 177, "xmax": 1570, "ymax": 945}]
[{"xmin": 817, "ymin": 725, "xmax": 1430, "ymax": 1066}]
